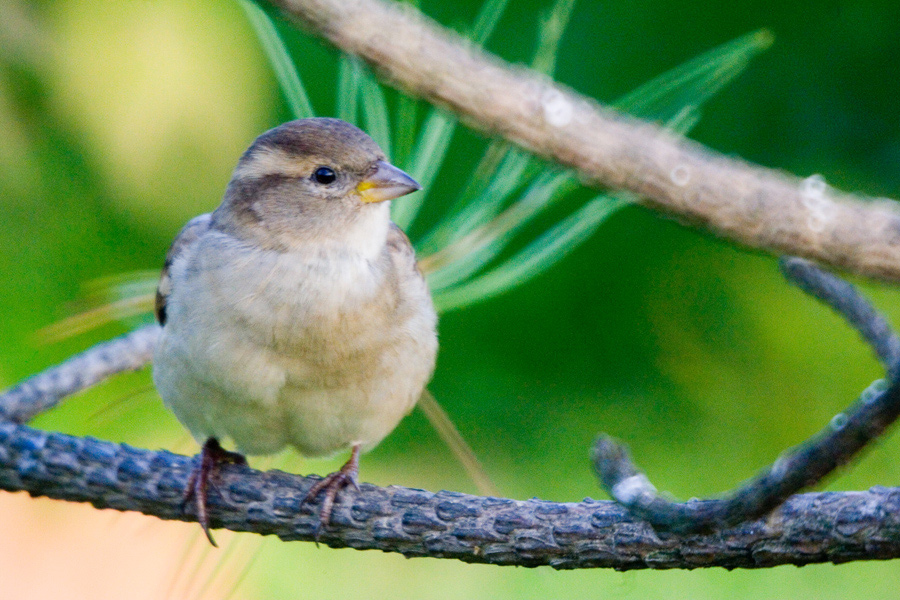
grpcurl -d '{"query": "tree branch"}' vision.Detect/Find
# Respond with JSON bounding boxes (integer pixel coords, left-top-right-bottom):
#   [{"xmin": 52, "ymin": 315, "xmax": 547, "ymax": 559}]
[
  {"xmin": 0, "ymin": 326, "xmax": 158, "ymax": 424},
  {"xmin": 594, "ymin": 259, "xmax": 900, "ymax": 533},
  {"xmin": 2, "ymin": 420, "xmax": 900, "ymax": 570},
  {"xmin": 264, "ymin": 0, "xmax": 900, "ymax": 282}
]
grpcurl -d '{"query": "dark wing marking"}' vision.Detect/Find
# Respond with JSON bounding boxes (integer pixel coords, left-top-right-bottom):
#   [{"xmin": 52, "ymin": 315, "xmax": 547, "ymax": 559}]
[{"xmin": 155, "ymin": 213, "xmax": 212, "ymax": 326}]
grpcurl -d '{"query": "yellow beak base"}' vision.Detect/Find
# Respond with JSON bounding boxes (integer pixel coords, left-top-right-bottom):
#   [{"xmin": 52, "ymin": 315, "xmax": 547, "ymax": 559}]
[{"xmin": 356, "ymin": 160, "xmax": 422, "ymax": 203}]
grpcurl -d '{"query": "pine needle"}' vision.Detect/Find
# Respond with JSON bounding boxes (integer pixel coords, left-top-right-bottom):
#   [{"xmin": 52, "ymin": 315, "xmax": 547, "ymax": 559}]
[{"xmin": 417, "ymin": 390, "xmax": 500, "ymax": 497}]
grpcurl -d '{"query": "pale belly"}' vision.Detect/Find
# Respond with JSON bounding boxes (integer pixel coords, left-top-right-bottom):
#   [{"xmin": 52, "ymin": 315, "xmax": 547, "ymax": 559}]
[{"xmin": 153, "ymin": 235, "xmax": 437, "ymax": 457}]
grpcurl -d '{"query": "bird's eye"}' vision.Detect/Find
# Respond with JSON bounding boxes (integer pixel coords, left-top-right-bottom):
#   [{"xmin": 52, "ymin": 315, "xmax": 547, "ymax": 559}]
[{"xmin": 312, "ymin": 167, "xmax": 337, "ymax": 185}]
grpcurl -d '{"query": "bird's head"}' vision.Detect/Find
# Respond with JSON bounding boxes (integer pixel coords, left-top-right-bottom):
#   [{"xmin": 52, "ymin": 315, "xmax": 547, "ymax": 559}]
[{"xmin": 213, "ymin": 118, "xmax": 420, "ymax": 251}]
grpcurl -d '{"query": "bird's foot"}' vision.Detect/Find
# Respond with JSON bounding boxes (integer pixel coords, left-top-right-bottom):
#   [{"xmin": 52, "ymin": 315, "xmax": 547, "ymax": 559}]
[
  {"xmin": 183, "ymin": 437, "xmax": 247, "ymax": 547},
  {"xmin": 302, "ymin": 444, "xmax": 362, "ymax": 539}
]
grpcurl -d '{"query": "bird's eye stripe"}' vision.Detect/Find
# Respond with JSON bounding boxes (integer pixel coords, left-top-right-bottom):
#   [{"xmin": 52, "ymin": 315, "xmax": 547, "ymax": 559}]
[{"xmin": 313, "ymin": 167, "xmax": 337, "ymax": 184}]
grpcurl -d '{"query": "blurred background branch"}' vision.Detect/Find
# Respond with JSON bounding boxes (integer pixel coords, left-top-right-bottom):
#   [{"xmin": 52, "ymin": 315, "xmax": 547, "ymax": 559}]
[{"xmin": 268, "ymin": 0, "xmax": 900, "ymax": 282}]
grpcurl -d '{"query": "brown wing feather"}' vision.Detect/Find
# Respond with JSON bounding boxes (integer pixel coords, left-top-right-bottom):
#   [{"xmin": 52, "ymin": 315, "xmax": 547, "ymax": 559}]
[
  {"xmin": 386, "ymin": 222, "xmax": 420, "ymax": 271},
  {"xmin": 155, "ymin": 213, "xmax": 212, "ymax": 325}
]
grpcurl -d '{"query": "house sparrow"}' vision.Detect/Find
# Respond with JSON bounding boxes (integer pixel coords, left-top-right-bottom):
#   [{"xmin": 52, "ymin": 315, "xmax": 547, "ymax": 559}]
[{"xmin": 152, "ymin": 118, "xmax": 438, "ymax": 544}]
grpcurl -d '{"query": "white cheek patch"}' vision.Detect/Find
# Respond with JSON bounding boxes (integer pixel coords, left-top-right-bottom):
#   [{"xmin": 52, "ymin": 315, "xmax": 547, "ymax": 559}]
[{"xmin": 233, "ymin": 148, "xmax": 314, "ymax": 180}]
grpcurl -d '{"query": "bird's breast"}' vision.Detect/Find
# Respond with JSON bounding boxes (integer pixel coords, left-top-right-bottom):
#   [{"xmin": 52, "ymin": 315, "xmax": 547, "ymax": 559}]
[
  {"xmin": 178, "ymin": 232, "xmax": 408, "ymax": 381},
  {"xmin": 156, "ymin": 228, "xmax": 437, "ymax": 456}
]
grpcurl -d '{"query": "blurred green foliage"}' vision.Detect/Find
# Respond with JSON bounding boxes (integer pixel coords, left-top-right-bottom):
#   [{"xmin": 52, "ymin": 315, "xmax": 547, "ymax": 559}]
[{"xmin": 2, "ymin": 0, "xmax": 900, "ymax": 598}]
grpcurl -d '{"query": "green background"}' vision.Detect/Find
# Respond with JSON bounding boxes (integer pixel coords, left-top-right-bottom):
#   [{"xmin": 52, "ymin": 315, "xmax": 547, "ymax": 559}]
[{"xmin": 1, "ymin": 0, "xmax": 900, "ymax": 598}]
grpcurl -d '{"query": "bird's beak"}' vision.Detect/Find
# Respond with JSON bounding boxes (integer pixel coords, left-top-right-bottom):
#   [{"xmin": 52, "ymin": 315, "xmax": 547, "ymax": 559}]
[{"xmin": 356, "ymin": 160, "xmax": 421, "ymax": 203}]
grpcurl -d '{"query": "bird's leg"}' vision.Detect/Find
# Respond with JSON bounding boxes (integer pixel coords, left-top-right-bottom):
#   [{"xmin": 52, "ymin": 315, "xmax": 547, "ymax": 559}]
[
  {"xmin": 183, "ymin": 437, "xmax": 247, "ymax": 547},
  {"xmin": 302, "ymin": 443, "xmax": 362, "ymax": 536}
]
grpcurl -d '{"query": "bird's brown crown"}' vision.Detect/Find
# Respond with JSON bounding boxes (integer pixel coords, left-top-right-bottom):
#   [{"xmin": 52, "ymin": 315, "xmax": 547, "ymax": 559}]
[{"xmin": 237, "ymin": 118, "xmax": 386, "ymax": 181}]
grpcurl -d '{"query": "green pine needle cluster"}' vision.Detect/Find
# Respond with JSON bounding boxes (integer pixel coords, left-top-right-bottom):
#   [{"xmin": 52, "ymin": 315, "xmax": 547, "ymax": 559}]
[{"xmin": 46, "ymin": 0, "xmax": 772, "ymax": 337}]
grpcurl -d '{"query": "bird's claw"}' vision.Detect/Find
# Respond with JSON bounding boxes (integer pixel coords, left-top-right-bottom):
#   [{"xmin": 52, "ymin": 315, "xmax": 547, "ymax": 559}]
[
  {"xmin": 302, "ymin": 444, "xmax": 361, "ymax": 540},
  {"xmin": 183, "ymin": 437, "xmax": 247, "ymax": 547}
]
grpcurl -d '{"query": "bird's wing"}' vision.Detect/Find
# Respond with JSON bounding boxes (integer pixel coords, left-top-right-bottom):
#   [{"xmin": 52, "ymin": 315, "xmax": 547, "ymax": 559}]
[
  {"xmin": 155, "ymin": 213, "xmax": 212, "ymax": 326},
  {"xmin": 386, "ymin": 222, "xmax": 420, "ymax": 271}
]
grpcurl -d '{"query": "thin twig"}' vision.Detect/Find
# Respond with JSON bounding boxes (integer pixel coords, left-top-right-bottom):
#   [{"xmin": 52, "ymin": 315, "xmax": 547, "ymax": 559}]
[
  {"xmin": 0, "ymin": 325, "xmax": 158, "ymax": 424},
  {"xmin": 593, "ymin": 259, "xmax": 900, "ymax": 533},
  {"xmin": 780, "ymin": 257, "xmax": 900, "ymax": 378}
]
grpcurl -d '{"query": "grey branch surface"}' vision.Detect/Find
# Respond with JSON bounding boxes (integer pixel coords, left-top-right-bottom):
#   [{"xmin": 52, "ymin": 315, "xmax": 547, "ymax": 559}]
[
  {"xmin": 4, "ymin": 420, "xmax": 900, "ymax": 570},
  {"xmin": 2, "ymin": 325, "xmax": 900, "ymax": 569},
  {"xmin": 266, "ymin": 0, "xmax": 900, "ymax": 282}
]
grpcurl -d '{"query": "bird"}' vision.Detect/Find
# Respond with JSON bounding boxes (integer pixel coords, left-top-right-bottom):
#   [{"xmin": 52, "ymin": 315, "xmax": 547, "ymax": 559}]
[{"xmin": 152, "ymin": 117, "xmax": 438, "ymax": 544}]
